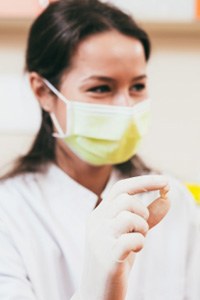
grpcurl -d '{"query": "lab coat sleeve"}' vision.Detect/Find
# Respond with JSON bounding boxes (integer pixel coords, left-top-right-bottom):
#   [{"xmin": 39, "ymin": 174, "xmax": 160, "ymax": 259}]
[
  {"xmin": 171, "ymin": 177, "xmax": 200, "ymax": 300},
  {"xmin": 0, "ymin": 218, "xmax": 37, "ymax": 300},
  {"xmin": 184, "ymin": 200, "xmax": 200, "ymax": 300}
]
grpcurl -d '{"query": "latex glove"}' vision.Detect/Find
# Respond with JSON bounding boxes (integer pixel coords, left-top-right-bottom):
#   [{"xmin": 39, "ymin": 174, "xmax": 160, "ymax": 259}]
[{"xmin": 79, "ymin": 175, "xmax": 170, "ymax": 300}]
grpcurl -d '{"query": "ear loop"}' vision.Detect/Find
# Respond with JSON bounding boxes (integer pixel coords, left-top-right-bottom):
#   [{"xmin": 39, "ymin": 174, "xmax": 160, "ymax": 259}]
[
  {"xmin": 43, "ymin": 79, "xmax": 69, "ymax": 105},
  {"xmin": 43, "ymin": 79, "xmax": 70, "ymax": 138},
  {"xmin": 50, "ymin": 113, "xmax": 65, "ymax": 138}
]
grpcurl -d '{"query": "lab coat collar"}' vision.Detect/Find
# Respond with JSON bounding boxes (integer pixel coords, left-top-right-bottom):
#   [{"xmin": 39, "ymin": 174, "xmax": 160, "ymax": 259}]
[{"xmin": 45, "ymin": 163, "xmax": 121, "ymax": 212}]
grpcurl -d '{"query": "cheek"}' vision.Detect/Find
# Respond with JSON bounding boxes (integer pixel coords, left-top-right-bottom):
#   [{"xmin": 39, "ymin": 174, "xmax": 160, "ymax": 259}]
[{"xmin": 53, "ymin": 101, "xmax": 67, "ymax": 133}]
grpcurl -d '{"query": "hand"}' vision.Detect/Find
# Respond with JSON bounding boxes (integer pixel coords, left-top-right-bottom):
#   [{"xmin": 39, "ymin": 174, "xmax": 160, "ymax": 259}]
[{"xmin": 79, "ymin": 175, "xmax": 170, "ymax": 300}]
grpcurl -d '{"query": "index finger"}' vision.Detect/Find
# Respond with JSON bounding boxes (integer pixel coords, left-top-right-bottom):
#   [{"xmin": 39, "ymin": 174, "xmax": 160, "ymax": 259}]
[{"xmin": 107, "ymin": 175, "xmax": 169, "ymax": 201}]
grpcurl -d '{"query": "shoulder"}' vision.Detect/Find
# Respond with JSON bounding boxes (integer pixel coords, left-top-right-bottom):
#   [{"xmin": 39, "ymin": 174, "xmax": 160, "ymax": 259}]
[
  {"xmin": 0, "ymin": 163, "xmax": 70, "ymax": 211},
  {"xmin": 0, "ymin": 169, "xmax": 42, "ymax": 196},
  {"xmin": 0, "ymin": 173, "xmax": 35, "ymax": 215},
  {"xmin": 0, "ymin": 164, "xmax": 55, "ymax": 216}
]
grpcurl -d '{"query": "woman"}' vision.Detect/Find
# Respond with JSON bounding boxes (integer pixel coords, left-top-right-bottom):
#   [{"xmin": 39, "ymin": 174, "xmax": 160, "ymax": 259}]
[{"xmin": 0, "ymin": 1, "xmax": 199, "ymax": 299}]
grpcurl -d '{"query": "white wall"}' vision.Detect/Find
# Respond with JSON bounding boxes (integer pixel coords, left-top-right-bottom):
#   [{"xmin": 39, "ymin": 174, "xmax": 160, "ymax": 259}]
[
  {"xmin": 112, "ymin": 0, "xmax": 195, "ymax": 22},
  {"xmin": 0, "ymin": 24, "xmax": 41, "ymax": 174},
  {"xmin": 0, "ymin": 22, "xmax": 200, "ymax": 182},
  {"xmin": 139, "ymin": 29, "xmax": 200, "ymax": 182}
]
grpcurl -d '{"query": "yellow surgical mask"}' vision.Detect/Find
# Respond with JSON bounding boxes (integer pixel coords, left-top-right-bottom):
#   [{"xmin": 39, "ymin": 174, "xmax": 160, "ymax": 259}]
[{"xmin": 44, "ymin": 79, "xmax": 151, "ymax": 166}]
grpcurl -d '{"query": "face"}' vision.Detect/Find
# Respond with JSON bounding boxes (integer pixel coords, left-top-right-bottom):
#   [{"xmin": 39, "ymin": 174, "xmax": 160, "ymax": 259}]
[{"xmin": 51, "ymin": 30, "xmax": 148, "ymax": 131}]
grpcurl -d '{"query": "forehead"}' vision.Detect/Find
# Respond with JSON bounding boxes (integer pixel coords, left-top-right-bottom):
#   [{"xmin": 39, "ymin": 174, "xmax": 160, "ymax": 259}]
[{"xmin": 67, "ymin": 30, "xmax": 146, "ymax": 77}]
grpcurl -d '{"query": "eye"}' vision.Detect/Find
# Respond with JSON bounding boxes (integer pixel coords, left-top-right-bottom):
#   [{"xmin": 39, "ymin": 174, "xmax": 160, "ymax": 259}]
[
  {"xmin": 131, "ymin": 83, "xmax": 146, "ymax": 92},
  {"xmin": 87, "ymin": 85, "xmax": 111, "ymax": 93}
]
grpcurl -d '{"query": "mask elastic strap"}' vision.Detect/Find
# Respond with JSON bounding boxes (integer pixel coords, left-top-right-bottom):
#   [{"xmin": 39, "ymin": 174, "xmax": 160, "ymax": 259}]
[
  {"xmin": 50, "ymin": 112, "xmax": 65, "ymax": 138},
  {"xmin": 43, "ymin": 79, "xmax": 69, "ymax": 105},
  {"xmin": 43, "ymin": 78, "xmax": 70, "ymax": 137}
]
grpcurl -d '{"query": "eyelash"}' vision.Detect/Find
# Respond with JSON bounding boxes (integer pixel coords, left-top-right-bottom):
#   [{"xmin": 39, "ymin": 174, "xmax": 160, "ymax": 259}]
[
  {"xmin": 87, "ymin": 85, "xmax": 111, "ymax": 93},
  {"xmin": 87, "ymin": 83, "xmax": 146, "ymax": 94},
  {"xmin": 131, "ymin": 83, "xmax": 145, "ymax": 92}
]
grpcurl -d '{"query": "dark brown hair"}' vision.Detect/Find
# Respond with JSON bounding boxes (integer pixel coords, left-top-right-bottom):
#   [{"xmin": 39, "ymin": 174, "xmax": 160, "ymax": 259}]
[{"xmin": 2, "ymin": 0, "xmax": 151, "ymax": 179}]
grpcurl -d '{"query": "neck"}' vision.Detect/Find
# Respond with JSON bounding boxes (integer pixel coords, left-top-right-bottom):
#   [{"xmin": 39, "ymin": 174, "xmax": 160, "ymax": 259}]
[{"xmin": 55, "ymin": 142, "xmax": 113, "ymax": 196}]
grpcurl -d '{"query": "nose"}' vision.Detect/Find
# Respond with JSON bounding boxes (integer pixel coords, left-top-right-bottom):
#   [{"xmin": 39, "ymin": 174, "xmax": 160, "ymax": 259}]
[{"xmin": 115, "ymin": 93, "xmax": 135, "ymax": 107}]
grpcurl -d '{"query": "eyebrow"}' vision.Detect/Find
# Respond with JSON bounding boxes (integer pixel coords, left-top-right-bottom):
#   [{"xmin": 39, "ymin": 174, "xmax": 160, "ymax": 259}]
[{"xmin": 82, "ymin": 74, "xmax": 147, "ymax": 82}]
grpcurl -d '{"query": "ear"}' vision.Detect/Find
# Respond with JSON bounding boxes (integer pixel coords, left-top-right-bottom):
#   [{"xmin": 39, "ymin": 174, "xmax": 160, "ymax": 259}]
[{"xmin": 29, "ymin": 72, "xmax": 55, "ymax": 112}]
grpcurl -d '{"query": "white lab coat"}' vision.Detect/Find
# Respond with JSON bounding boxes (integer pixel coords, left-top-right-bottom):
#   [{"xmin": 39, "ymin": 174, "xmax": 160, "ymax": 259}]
[{"xmin": 0, "ymin": 163, "xmax": 199, "ymax": 300}]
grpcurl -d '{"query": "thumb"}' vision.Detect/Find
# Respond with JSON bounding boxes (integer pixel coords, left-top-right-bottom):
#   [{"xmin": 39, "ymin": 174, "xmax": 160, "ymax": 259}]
[{"xmin": 147, "ymin": 187, "xmax": 170, "ymax": 229}]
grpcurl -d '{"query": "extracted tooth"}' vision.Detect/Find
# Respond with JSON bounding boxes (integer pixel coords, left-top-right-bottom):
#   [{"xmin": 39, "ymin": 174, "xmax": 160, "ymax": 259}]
[{"xmin": 160, "ymin": 185, "xmax": 169, "ymax": 199}]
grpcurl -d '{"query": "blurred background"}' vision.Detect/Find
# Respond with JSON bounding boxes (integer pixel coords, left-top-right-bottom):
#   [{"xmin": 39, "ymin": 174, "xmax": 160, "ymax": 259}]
[{"xmin": 0, "ymin": 0, "xmax": 200, "ymax": 202}]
